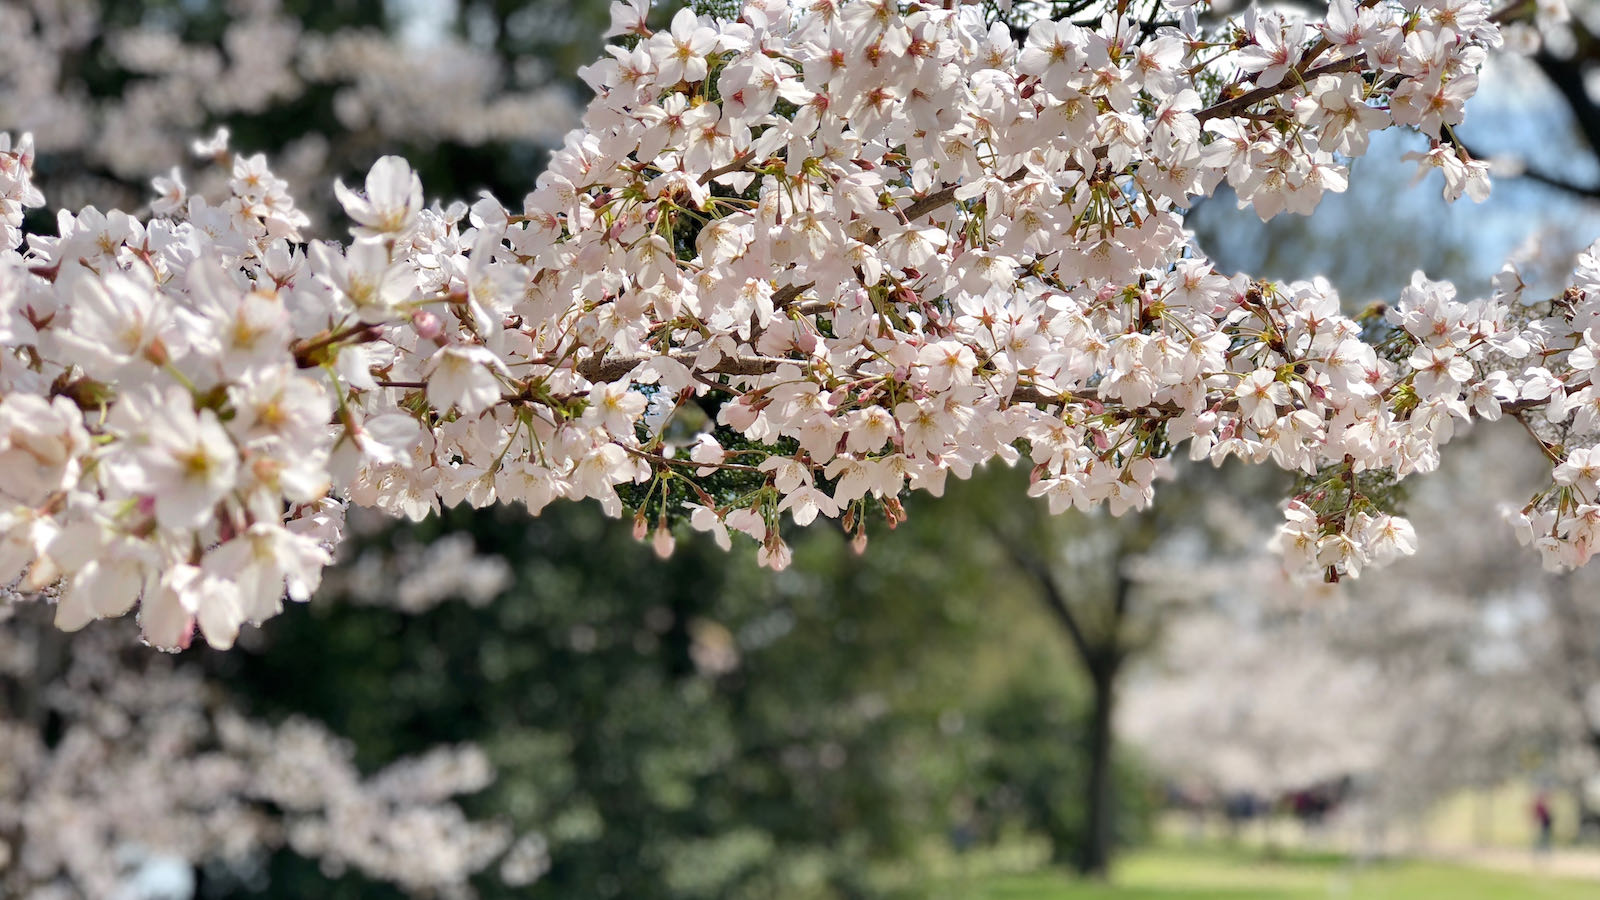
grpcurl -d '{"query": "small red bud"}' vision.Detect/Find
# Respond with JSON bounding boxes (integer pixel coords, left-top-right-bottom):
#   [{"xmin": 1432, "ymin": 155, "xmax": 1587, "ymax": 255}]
[{"xmin": 143, "ymin": 337, "xmax": 170, "ymax": 367}]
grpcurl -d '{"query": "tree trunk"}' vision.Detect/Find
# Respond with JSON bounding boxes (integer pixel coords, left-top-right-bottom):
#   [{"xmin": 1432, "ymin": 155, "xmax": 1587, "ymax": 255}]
[
  {"xmin": 1078, "ymin": 658, "xmax": 1119, "ymax": 879},
  {"xmin": 994, "ymin": 531, "xmax": 1134, "ymax": 879}
]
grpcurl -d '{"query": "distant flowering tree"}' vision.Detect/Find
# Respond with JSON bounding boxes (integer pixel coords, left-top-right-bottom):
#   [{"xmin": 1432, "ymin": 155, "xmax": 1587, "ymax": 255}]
[
  {"xmin": 0, "ymin": 0, "xmax": 1596, "ymax": 650},
  {"xmin": 0, "ymin": 0, "xmax": 582, "ymax": 217},
  {"xmin": 1122, "ymin": 423, "xmax": 1590, "ymax": 845},
  {"xmin": 0, "ymin": 607, "xmax": 532, "ymax": 898}
]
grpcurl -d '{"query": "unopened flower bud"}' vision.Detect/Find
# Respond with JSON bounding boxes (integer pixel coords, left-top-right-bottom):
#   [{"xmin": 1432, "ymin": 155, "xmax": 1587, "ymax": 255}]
[
  {"xmin": 412, "ymin": 310, "xmax": 443, "ymax": 341},
  {"xmin": 883, "ymin": 498, "xmax": 905, "ymax": 528},
  {"xmin": 143, "ymin": 337, "xmax": 170, "ymax": 367},
  {"xmin": 652, "ymin": 524, "xmax": 676, "ymax": 559}
]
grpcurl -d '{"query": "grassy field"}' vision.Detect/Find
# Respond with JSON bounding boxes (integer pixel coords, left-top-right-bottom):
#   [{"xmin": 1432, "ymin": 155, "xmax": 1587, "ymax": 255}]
[{"xmin": 931, "ymin": 846, "xmax": 1598, "ymax": 899}]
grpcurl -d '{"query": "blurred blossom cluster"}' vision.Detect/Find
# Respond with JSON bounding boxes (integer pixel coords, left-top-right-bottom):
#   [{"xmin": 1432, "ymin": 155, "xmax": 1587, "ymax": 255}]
[
  {"xmin": 325, "ymin": 516, "xmax": 512, "ymax": 613},
  {"xmin": 299, "ymin": 31, "xmax": 573, "ymax": 149},
  {"xmin": 0, "ymin": 0, "xmax": 576, "ymax": 214},
  {"xmin": 0, "ymin": 608, "xmax": 534, "ymax": 899}
]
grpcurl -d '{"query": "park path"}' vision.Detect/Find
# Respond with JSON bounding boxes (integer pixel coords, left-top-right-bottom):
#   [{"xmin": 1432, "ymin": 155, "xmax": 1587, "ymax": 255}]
[
  {"xmin": 1423, "ymin": 845, "xmax": 1600, "ymax": 881},
  {"xmin": 1160, "ymin": 810, "xmax": 1600, "ymax": 880}
]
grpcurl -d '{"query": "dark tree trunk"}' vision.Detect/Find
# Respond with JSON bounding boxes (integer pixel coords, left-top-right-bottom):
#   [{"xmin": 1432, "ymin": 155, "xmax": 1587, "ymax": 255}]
[
  {"xmin": 1078, "ymin": 657, "xmax": 1119, "ymax": 879},
  {"xmin": 995, "ymin": 528, "xmax": 1138, "ymax": 880}
]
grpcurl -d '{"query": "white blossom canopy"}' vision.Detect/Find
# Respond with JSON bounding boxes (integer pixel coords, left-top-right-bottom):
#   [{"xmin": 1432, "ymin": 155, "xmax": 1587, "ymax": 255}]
[{"xmin": 0, "ymin": 0, "xmax": 1594, "ymax": 649}]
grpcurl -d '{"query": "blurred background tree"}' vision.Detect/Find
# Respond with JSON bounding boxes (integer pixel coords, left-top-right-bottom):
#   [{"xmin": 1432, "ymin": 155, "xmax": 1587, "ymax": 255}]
[
  {"xmin": 2, "ymin": 0, "xmax": 598, "ymax": 224},
  {"xmin": 206, "ymin": 465, "xmax": 1165, "ymax": 899}
]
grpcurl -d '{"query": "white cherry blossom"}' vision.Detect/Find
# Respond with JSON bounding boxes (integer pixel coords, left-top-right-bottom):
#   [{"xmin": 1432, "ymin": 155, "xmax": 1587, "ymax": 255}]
[
  {"xmin": 1, "ymin": 0, "xmax": 1597, "ymax": 643},
  {"xmin": 333, "ymin": 155, "xmax": 423, "ymax": 238}
]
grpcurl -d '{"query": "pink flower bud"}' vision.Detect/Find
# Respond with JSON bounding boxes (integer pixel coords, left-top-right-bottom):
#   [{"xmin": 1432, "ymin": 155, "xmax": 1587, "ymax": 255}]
[
  {"xmin": 412, "ymin": 310, "xmax": 443, "ymax": 340},
  {"xmin": 883, "ymin": 498, "xmax": 905, "ymax": 528},
  {"xmin": 652, "ymin": 524, "xmax": 676, "ymax": 559}
]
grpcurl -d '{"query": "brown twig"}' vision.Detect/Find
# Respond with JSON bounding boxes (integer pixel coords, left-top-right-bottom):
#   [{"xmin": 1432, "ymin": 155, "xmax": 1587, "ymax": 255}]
[
  {"xmin": 1195, "ymin": 56, "xmax": 1364, "ymax": 124},
  {"xmin": 621, "ymin": 444, "xmax": 769, "ymax": 475},
  {"xmin": 698, "ymin": 150, "xmax": 757, "ymax": 186}
]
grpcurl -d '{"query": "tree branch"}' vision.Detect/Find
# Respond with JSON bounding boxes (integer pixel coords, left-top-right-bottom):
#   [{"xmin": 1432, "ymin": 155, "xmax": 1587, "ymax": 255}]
[
  {"xmin": 1196, "ymin": 57, "xmax": 1364, "ymax": 125},
  {"xmin": 1535, "ymin": 47, "xmax": 1600, "ymax": 163},
  {"xmin": 574, "ymin": 351, "xmax": 801, "ymax": 382},
  {"xmin": 1453, "ymin": 137, "xmax": 1600, "ymax": 203},
  {"xmin": 1512, "ymin": 165, "xmax": 1600, "ymax": 201},
  {"xmin": 994, "ymin": 529, "xmax": 1097, "ymax": 665},
  {"xmin": 772, "ymin": 281, "xmax": 816, "ymax": 310},
  {"xmin": 698, "ymin": 150, "xmax": 757, "ymax": 186}
]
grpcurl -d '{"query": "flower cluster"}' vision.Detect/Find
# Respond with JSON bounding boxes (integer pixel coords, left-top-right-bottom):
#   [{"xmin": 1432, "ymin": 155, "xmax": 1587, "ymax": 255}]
[
  {"xmin": 324, "ymin": 521, "xmax": 513, "ymax": 614},
  {"xmin": 0, "ymin": 614, "xmax": 525, "ymax": 899},
  {"xmin": 0, "ymin": 0, "xmax": 576, "ymax": 216},
  {"xmin": 2, "ymin": 0, "xmax": 1599, "ymax": 646}
]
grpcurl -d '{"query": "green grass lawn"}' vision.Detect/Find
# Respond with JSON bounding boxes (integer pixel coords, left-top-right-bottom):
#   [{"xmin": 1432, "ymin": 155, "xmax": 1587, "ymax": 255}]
[{"xmin": 932, "ymin": 846, "xmax": 1597, "ymax": 899}]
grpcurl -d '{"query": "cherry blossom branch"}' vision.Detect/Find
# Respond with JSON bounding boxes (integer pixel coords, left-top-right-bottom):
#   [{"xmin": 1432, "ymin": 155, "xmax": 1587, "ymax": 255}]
[
  {"xmin": 1196, "ymin": 57, "xmax": 1365, "ymax": 124},
  {"xmin": 0, "ymin": 0, "xmax": 1573, "ymax": 648},
  {"xmin": 621, "ymin": 444, "xmax": 767, "ymax": 475},
  {"xmin": 698, "ymin": 150, "xmax": 757, "ymax": 185},
  {"xmin": 574, "ymin": 352, "xmax": 800, "ymax": 382}
]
